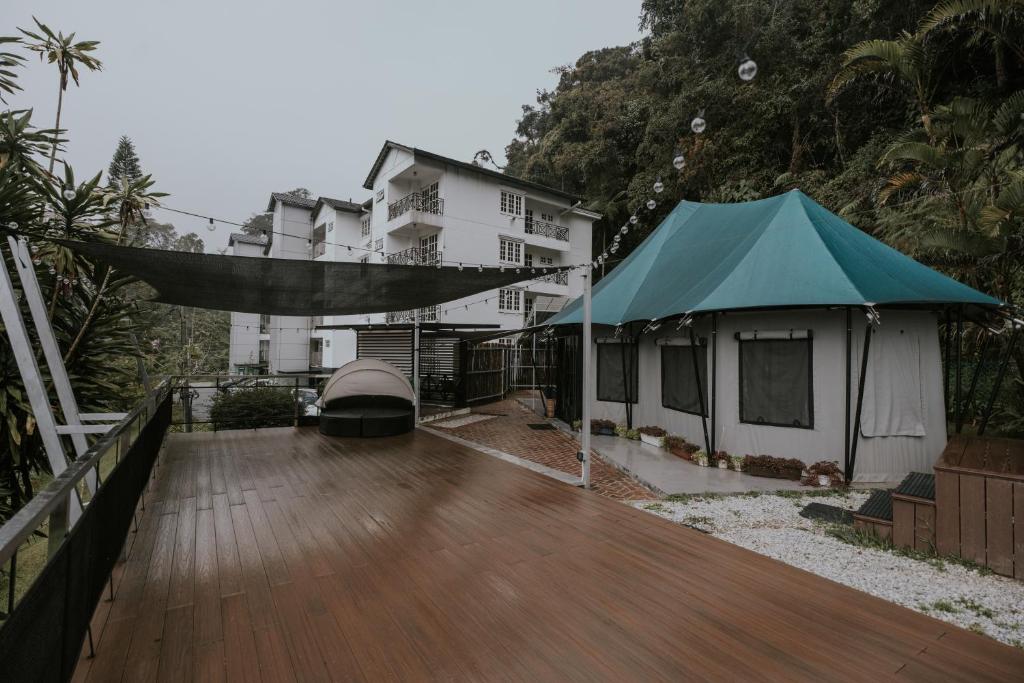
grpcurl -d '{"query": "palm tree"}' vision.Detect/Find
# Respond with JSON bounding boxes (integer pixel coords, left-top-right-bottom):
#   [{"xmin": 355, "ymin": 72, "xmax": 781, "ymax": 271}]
[
  {"xmin": 920, "ymin": 0, "xmax": 1024, "ymax": 89},
  {"xmin": 827, "ymin": 32, "xmax": 938, "ymax": 137},
  {"xmin": 18, "ymin": 18, "xmax": 101, "ymax": 174}
]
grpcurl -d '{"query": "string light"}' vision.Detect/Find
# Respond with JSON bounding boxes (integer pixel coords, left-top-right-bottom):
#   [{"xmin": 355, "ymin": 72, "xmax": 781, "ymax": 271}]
[
  {"xmin": 738, "ymin": 56, "xmax": 758, "ymax": 81},
  {"xmin": 691, "ymin": 111, "xmax": 706, "ymax": 134},
  {"xmin": 7, "ymin": 221, "xmax": 17, "ymax": 230},
  {"xmin": 673, "ymin": 153, "xmax": 686, "ymax": 170},
  {"xmin": 629, "ymin": 215, "xmax": 638, "ymax": 225},
  {"xmin": 646, "ymin": 199, "xmax": 656, "ymax": 210},
  {"xmin": 653, "ymin": 177, "xmax": 664, "ymax": 194},
  {"xmin": 62, "ymin": 189, "xmax": 76, "ymax": 200},
  {"xmin": 206, "ymin": 218, "xmax": 216, "ymax": 232}
]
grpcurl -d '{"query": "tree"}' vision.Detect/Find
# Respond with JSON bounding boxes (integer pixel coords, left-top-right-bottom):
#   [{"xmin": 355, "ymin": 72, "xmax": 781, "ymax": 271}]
[
  {"xmin": 210, "ymin": 387, "xmax": 294, "ymax": 430},
  {"xmin": 241, "ymin": 212, "xmax": 272, "ymax": 236},
  {"xmin": 18, "ymin": 17, "xmax": 101, "ymax": 174},
  {"xmin": 107, "ymin": 134, "xmax": 142, "ymax": 184}
]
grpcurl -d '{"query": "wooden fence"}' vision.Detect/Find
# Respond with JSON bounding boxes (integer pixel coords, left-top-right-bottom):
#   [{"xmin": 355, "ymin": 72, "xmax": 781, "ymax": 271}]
[{"xmin": 934, "ymin": 436, "xmax": 1023, "ymax": 579}]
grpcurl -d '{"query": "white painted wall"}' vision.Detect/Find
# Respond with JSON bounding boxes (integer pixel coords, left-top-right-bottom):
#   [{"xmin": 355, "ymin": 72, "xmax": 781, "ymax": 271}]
[
  {"xmin": 228, "ymin": 238, "xmax": 265, "ymax": 373},
  {"xmin": 268, "ymin": 202, "xmax": 313, "ymax": 373},
  {"xmin": 586, "ymin": 309, "xmax": 946, "ymax": 483}
]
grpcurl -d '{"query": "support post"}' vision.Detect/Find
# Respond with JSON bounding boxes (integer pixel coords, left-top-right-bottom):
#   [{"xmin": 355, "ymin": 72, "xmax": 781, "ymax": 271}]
[
  {"xmin": 8, "ymin": 238, "xmax": 96, "ymax": 493},
  {"xmin": 581, "ymin": 269, "xmax": 592, "ymax": 489},
  {"xmin": 978, "ymin": 327, "xmax": 1018, "ymax": 436},
  {"xmin": 943, "ymin": 309, "xmax": 951, "ymax": 423},
  {"xmin": 413, "ymin": 308, "xmax": 421, "ymax": 424},
  {"xmin": 844, "ymin": 307, "xmax": 852, "ymax": 480},
  {"xmin": 848, "ymin": 321, "xmax": 873, "ymax": 481},
  {"xmin": 0, "ymin": 241, "xmax": 81, "ymax": 522},
  {"xmin": 954, "ymin": 307, "xmax": 963, "ymax": 433},
  {"xmin": 688, "ymin": 326, "xmax": 711, "ymax": 457},
  {"xmin": 710, "ymin": 314, "xmax": 718, "ymax": 455}
]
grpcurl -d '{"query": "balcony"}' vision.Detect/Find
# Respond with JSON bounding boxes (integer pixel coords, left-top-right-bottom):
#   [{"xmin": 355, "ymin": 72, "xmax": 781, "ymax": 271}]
[
  {"xmin": 385, "ymin": 304, "xmax": 440, "ymax": 324},
  {"xmin": 527, "ymin": 268, "xmax": 570, "ymax": 295},
  {"xmin": 386, "ymin": 246, "xmax": 442, "ymax": 267},
  {"xmin": 525, "ymin": 216, "xmax": 569, "ymax": 242},
  {"xmin": 388, "ymin": 191, "xmax": 444, "ymax": 221}
]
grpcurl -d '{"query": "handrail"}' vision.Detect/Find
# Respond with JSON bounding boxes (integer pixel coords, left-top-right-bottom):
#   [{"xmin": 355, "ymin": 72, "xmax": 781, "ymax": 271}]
[
  {"xmin": 0, "ymin": 379, "xmax": 171, "ymax": 567},
  {"xmin": 386, "ymin": 246, "xmax": 442, "ymax": 266}
]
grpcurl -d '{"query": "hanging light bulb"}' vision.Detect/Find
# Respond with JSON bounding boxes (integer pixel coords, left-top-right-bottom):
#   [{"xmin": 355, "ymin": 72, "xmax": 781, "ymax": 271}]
[
  {"xmin": 738, "ymin": 56, "xmax": 758, "ymax": 81},
  {"xmin": 515, "ymin": 267, "xmax": 521, "ymax": 274},
  {"xmin": 62, "ymin": 188, "xmax": 76, "ymax": 200},
  {"xmin": 691, "ymin": 111, "xmax": 706, "ymax": 134},
  {"xmin": 530, "ymin": 267, "xmax": 535, "ymax": 274},
  {"xmin": 611, "ymin": 244, "xmax": 619, "ymax": 253},
  {"xmin": 206, "ymin": 218, "xmax": 216, "ymax": 232},
  {"xmin": 33, "ymin": 258, "xmax": 41, "ymax": 266},
  {"xmin": 435, "ymin": 261, "xmax": 442, "ymax": 269},
  {"xmin": 629, "ymin": 215, "xmax": 638, "ymax": 225},
  {"xmin": 7, "ymin": 221, "xmax": 17, "ymax": 230},
  {"xmin": 458, "ymin": 263, "xmax": 464, "ymax": 271},
  {"xmin": 613, "ymin": 234, "xmax": 621, "ymax": 243},
  {"xmin": 673, "ymin": 153, "xmax": 686, "ymax": 171},
  {"xmin": 620, "ymin": 226, "xmax": 628, "ymax": 235},
  {"xmin": 653, "ymin": 176, "xmax": 664, "ymax": 194},
  {"xmin": 646, "ymin": 199, "xmax": 657, "ymax": 210},
  {"xmin": 48, "ymin": 266, "xmax": 56, "ymax": 275},
  {"xmin": 306, "ymin": 239, "xmax": 312, "ymax": 252},
  {"xmin": 477, "ymin": 265, "xmax": 483, "ymax": 272},
  {"xmin": 30, "ymin": 244, "xmax": 38, "ymax": 254}
]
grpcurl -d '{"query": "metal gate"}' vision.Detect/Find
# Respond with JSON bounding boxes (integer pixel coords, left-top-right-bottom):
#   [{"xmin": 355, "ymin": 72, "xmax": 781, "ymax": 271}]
[{"xmin": 462, "ymin": 342, "xmax": 511, "ymax": 405}]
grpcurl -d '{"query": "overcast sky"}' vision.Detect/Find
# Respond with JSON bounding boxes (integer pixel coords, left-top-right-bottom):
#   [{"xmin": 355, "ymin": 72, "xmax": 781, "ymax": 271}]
[{"xmin": 6, "ymin": 1, "xmax": 644, "ymax": 250}]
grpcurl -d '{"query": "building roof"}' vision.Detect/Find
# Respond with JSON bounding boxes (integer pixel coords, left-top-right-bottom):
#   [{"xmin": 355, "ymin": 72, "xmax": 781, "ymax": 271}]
[
  {"xmin": 549, "ymin": 189, "xmax": 1003, "ymax": 327},
  {"xmin": 314, "ymin": 196, "xmax": 364, "ymax": 215},
  {"xmin": 228, "ymin": 232, "xmax": 268, "ymax": 247},
  {"xmin": 362, "ymin": 140, "xmax": 584, "ymax": 204},
  {"xmin": 266, "ymin": 192, "xmax": 317, "ymax": 212}
]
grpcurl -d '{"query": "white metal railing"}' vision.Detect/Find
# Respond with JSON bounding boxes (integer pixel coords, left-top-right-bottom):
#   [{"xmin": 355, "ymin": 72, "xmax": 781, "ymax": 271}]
[
  {"xmin": 386, "ymin": 246, "xmax": 442, "ymax": 266},
  {"xmin": 525, "ymin": 217, "xmax": 569, "ymax": 241},
  {"xmin": 388, "ymin": 192, "xmax": 444, "ymax": 221},
  {"xmin": 386, "ymin": 305, "xmax": 440, "ymax": 324}
]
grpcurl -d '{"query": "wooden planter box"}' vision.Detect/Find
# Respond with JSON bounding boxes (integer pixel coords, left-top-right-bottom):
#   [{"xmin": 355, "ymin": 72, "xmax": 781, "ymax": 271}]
[
  {"xmin": 668, "ymin": 447, "xmax": 693, "ymax": 461},
  {"xmin": 746, "ymin": 465, "xmax": 802, "ymax": 481},
  {"xmin": 591, "ymin": 427, "xmax": 616, "ymax": 436}
]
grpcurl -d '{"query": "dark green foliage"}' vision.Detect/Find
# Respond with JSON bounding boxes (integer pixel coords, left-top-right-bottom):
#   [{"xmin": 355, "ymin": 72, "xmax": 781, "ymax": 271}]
[
  {"xmin": 107, "ymin": 134, "xmax": 142, "ymax": 184},
  {"xmin": 210, "ymin": 387, "xmax": 295, "ymax": 430}
]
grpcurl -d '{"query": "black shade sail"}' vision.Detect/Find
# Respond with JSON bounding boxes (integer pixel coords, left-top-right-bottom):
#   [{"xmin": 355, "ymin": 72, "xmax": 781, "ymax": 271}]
[{"xmin": 61, "ymin": 241, "xmax": 537, "ymax": 316}]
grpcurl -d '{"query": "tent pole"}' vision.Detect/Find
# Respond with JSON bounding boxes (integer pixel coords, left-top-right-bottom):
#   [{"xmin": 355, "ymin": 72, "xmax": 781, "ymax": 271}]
[
  {"xmin": 711, "ymin": 314, "xmax": 718, "ymax": 455},
  {"xmin": 954, "ymin": 307, "xmax": 963, "ymax": 434},
  {"xmin": 581, "ymin": 269, "xmax": 592, "ymax": 488},
  {"xmin": 844, "ymin": 307, "xmax": 852, "ymax": 482},
  {"xmin": 943, "ymin": 308, "xmax": 951, "ymax": 425},
  {"xmin": 413, "ymin": 308, "xmax": 420, "ymax": 425},
  {"xmin": 688, "ymin": 326, "xmax": 711, "ymax": 457},
  {"xmin": 848, "ymin": 321, "xmax": 873, "ymax": 482},
  {"xmin": 978, "ymin": 326, "xmax": 1018, "ymax": 436},
  {"xmin": 962, "ymin": 332, "xmax": 993, "ymax": 422}
]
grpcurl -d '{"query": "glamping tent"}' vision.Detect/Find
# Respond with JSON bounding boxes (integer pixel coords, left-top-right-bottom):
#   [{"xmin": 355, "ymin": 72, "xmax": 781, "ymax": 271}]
[
  {"xmin": 317, "ymin": 358, "xmax": 416, "ymax": 437},
  {"xmin": 548, "ymin": 190, "xmax": 1004, "ymax": 482}
]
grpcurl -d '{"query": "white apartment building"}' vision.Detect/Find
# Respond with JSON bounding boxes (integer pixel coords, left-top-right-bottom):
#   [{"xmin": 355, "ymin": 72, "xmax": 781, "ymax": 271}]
[{"xmin": 228, "ymin": 141, "xmax": 599, "ymax": 375}]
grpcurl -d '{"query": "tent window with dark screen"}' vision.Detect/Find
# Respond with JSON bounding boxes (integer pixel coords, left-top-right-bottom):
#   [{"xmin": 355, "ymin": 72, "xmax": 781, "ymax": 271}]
[
  {"xmin": 661, "ymin": 341, "xmax": 707, "ymax": 416},
  {"xmin": 597, "ymin": 340, "xmax": 638, "ymax": 404},
  {"xmin": 739, "ymin": 335, "xmax": 813, "ymax": 429}
]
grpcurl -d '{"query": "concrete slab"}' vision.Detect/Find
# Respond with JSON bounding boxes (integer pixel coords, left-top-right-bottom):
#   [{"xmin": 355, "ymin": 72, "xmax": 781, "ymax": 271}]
[{"xmin": 588, "ymin": 433, "xmax": 806, "ymax": 495}]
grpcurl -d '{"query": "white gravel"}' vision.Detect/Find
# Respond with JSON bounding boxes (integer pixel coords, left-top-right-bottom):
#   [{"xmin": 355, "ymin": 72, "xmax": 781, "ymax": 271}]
[{"xmin": 633, "ymin": 491, "xmax": 1024, "ymax": 648}]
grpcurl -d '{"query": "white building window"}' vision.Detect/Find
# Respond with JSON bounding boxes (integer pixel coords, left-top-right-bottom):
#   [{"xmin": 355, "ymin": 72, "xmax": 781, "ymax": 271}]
[
  {"xmin": 499, "ymin": 237, "xmax": 523, "ymax": 265},
  {"xmin": 500, "ymin": 190, "xmax": 523, "ymax": 217},
  {"xmin": 374, "ymin": 238, "xmax": 383, "ymax": 252},
  {"xmin": 539, "ymin": 255, "xmax": 553, "ymax": 266},
  {"xmin": 499, "ymin": 288, "xmax": 521, "ymax": 313},
  {"xmin": 361, "ymin": 215, "xmax": 371, "ymax": 237},
  {"xmin": 524, "ymin": 253, "xmax": 533, "ymax": 267}
]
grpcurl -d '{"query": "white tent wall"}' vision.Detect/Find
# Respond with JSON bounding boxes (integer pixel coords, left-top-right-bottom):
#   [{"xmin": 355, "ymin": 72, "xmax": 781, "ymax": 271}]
[{"xmin": 585, "ymin": 309, "xmax": 946, "ymax": 483}]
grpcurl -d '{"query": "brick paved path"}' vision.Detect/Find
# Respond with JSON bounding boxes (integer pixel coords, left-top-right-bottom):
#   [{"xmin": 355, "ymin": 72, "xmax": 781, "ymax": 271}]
[{"xmin": 431, "ymin": 399, "xmax": 656, "ymax": 501}]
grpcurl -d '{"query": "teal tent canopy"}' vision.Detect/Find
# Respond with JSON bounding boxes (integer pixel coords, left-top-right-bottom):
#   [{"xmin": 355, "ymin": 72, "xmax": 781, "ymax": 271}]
[{"xmin": 549, "ymin": 190, "xmax": 1002, "ymax": 327}]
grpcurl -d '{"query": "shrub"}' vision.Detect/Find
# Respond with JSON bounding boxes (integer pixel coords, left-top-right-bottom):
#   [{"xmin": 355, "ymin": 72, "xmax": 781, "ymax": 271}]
[
  {"xmin": 625, "ymin": 428, "xmax": 640, "ymax": 440},
  {"xmin": 712, "ymin": 450, "xmax": 730, "ymax": 463},
  {"xmin": 210, "ymin": 387, "xmax": 296, "ymax": 430},
  {"xmin": 638, "ymin": 425, "xmax": 667, "ymax": 437},
  {"xmin": 591, "ymin": 418, "xmax": 617, "ymax": 433},
  {"xmin": 664, "ymin": 435, "xmax": 687, "ymax": 450}
]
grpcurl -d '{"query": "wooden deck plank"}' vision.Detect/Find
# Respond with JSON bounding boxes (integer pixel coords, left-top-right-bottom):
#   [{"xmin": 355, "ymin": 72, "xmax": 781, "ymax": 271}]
[{"xmin": 75, "ymin": 427, "xmax": 1024, "ymax": 681}]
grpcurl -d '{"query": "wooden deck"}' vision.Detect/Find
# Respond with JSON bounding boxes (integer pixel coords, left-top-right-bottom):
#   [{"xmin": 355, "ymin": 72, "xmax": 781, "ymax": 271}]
[{"xmin": 74, "ymin": 427, "xmax": 1024, "ymax": 682}]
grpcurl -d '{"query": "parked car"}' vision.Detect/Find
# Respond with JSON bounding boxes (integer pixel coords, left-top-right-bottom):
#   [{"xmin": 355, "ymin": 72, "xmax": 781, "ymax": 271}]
[{"xmin": 296, "ymin": 388, "xmax": 320, "ymax": 416}]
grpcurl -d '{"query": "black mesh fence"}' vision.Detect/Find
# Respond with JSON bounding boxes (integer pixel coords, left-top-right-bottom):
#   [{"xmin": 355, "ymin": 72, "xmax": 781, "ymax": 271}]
[{"xmin": 0, "ymin": 394, "xmax": 171, "ymax": 682}]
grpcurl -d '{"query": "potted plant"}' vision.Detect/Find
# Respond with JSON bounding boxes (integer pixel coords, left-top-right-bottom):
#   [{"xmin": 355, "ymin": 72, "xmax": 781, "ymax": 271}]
[
  {"xmin": 626, "ymin": 428, "xmax": 641, "ymax": 441},
  {"xmin": 713, "ymin": 450, "xmax": 730, "ymax": 469},
  {"xmin": 729, "ymin": 455, "xmax": 744, "ymax": 472},
  {"xmin": 590, "ymin": 418, "xmax": 617, "ymax": 436},
  {"xmin": 664, "ymin": 435, "xmax": 690, "ymax": 459},
  {"xmin": 743, "ymin": 455, "xmax": 805, "ymax": 480},
  {"xmin": 802, "ymin": 460, "xmax": 844, "ymax": 487},
  {"xmin": 638, "ymin": 426, "xmax": 667, "ymax": 448},
  {"xmin": 571, "ymin": 419, "xmax": 582, "ymax": 432},
  {"xmin": 615, "ymin": 424, "xmax": 629, "ymax": 437},
  {"xmin": 692, "ymin": 450, "xmax": 709, "ymax": 467}
]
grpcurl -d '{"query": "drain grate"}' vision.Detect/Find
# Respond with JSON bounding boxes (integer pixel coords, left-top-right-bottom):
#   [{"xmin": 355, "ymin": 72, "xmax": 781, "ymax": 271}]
[{"xmin": 526, "ymin": 423, "xmax": 556, "ymax": 431}]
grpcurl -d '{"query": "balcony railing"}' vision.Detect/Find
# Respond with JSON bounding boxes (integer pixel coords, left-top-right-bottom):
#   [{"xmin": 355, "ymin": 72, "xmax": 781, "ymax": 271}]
[
  {"xmin": 537, "ymin": 270, "xmax": 569, "ymax": 286},
  {"xmin": 525, "ymin": 217, "xmax": 569, "ymax": 241},
  {"xmin": 386, "ymin": 246, "xmax": 442, "ymax": 267},
  {"xmin": 386, "ymin": 305, "xmax": 440, "ymax": 324},
  {"xmin": 388, "ymin": 192, "xmax": 444, "ymax": 221}
]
